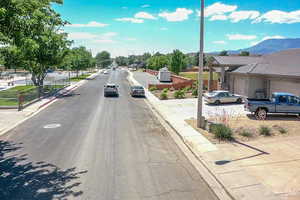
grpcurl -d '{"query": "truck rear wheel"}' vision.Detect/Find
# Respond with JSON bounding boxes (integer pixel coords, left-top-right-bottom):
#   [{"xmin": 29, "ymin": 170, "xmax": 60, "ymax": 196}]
[{"xmin": 255, "ymin": 108, "xmax": 267, "ymax": 120}]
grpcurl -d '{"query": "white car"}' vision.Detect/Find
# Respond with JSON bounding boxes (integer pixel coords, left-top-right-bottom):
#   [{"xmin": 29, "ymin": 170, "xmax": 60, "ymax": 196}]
[{"xmin": 204, "ymin": 90, "xmax": 243, "ymax": 105}]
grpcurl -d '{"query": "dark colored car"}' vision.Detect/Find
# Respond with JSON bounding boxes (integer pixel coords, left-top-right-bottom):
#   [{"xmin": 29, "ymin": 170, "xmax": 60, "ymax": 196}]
[
  {"xmin": 104, "ymin": 84, "xmax": 119, "ymax": 97},
  {"xmin": 245, "ymin": 92, "xmax": 300, "ymax": 120},
  {"xmin": 130, "ymin": 85, "xmax": 145, "ymax": 97}
]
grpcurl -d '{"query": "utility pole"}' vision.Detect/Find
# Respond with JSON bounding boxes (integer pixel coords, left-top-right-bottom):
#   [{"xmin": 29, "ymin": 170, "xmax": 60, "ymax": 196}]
[{"xmin": 197, "ymin": 0, "xmax": 205, "ymax": 128}]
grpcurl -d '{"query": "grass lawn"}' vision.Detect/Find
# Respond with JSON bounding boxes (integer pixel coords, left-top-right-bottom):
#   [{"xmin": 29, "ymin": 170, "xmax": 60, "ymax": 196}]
[
  {"xmin": 70, "ymin": 74, "xmax": 91, "ymax": 82},
  {"xmin": 179, "ymin": 72, "xmax": 219, "ymax": 81}
]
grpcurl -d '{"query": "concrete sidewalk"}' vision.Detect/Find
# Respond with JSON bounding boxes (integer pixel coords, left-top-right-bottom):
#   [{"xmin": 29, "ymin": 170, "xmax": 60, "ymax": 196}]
[
  {"xmin": 128, "ymin": 71, "xmax": 282, "ymax": 200},
  {"xmin": 0, "ymin": 71, "xmax": 100, "ymax": 136}
]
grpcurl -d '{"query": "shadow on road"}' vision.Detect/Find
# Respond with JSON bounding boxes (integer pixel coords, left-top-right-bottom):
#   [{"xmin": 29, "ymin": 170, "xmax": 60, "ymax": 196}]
[{"xmin": 0, "ymin": 140, "xmax": 87, "ymax": 200}]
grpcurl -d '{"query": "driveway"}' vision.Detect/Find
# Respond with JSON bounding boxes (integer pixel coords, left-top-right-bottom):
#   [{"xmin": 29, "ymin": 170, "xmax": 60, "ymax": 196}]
[{"xmin": 133, "ymin": 71, "xmax": 247, "ymax": 118}]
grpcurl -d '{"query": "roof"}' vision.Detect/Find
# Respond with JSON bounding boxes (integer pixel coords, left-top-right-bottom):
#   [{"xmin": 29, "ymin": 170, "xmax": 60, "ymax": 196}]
[
  {"xmin": 212, "ymin": 56, "xmax": 262, "ymax": 66},
  {"xmin": 231, "ymin": 49, "xmax": 300, "ymax": 77},
  {"xmin": 273, "ymin": 92, "xmax": 296, "ymax": 96}
]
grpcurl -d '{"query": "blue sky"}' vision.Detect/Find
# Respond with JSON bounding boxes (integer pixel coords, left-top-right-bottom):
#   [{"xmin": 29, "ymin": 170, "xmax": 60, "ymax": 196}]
[{"xmin": 53, "ymin": 0, "xmax": 300, "ymax": 57}]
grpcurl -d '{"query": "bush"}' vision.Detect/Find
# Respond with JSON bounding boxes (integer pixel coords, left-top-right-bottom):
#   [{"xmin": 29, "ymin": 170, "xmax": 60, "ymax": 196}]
[
  {"xmin": 174, "ymin": 89, "xmax": 186, "ymax": 99},
  {"xmin": 239, "ymin": 129, "xmax": 253, "ymax": 138},
  {"xmin": 192, "ymin": 88, "xmax": 198, "ymax": 97},
  {"xmin": 160, "ymin": 91, "xmax": 168, "ymax": 100},
  {"xmin": 162, "ymin": 88, "xmax": 169, "ymax": 93},
  {"xmin": 210, "ymin": 124, "xmax": 233, "ymax": 141},
  {"xmin": 149, "ymin": 86, "xmax": 157, "ymax": 92},
  {"xmin": 259, "ymin": 126, "xmax": 272, "ymax": 136},
  {"xmin": 273, "ymin": 125, "xmax": 287, "ymax": 134}
]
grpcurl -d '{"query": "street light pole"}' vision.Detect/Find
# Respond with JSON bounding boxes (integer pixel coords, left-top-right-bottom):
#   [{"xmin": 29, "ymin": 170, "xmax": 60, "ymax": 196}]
[{"xmin": 197, "ymin": 0, "xmax": 205, "ymax": 128}]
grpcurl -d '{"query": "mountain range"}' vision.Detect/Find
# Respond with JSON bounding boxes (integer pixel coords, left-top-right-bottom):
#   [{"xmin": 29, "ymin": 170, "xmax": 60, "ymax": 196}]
[
  {"xmin": 226, "ymin": 38, "xmax": 300, "ymax": 55},
  {"xmin": 208, "ymin": 38, "xmax": 300, "ymax": 55}
]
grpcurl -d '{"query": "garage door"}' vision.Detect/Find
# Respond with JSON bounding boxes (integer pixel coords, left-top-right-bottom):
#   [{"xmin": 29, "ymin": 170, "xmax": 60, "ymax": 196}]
[
  {"xmin": 270, "ymin": 80, "xmax": 300, "ymax": 96},
  {"xmin": 234, "ymin": 77, "xmax": 247, "ymax": 96}
]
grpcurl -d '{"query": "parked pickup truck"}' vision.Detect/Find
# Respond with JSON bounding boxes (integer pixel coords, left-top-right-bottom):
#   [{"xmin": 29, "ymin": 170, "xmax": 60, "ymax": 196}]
[{"xmin": 245, "ymin": 92, "xmax": 300, "ymax": 120}]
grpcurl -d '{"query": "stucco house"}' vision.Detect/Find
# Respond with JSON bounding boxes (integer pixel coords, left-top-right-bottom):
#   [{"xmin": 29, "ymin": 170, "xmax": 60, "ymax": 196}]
[
  {"xmin": 209, "ymin": 55, "xmax": 262, "ymax": 90},
  {"xmin": 229, "ymin": 49, "xmax": 300, "ymax": 98}
]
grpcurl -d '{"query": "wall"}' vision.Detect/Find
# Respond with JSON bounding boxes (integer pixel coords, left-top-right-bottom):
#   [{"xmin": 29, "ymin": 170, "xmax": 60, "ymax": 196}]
[{"xmin": 146, "ymin": 69, "xmax": 218, "ymax": 90}]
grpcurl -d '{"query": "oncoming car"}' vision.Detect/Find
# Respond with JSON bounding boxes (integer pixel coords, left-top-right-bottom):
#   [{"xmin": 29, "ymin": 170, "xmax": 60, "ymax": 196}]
[
  {"xmin": 204, "ymin": 90, "xmax": 243, "ymax": 105},
  {"xmin": 130, "ymin": 85, "xmax": 145, "ymax": 97},
  {"xmin": 104, "ymin": 84, "xmax": 119, "ymax": 97}
]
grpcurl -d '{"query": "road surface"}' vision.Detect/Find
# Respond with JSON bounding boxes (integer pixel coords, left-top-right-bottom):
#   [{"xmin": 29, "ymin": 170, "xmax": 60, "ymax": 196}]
[{"xmin": 0, "ymin": 69, "xmax": 218, "ymax": 200}]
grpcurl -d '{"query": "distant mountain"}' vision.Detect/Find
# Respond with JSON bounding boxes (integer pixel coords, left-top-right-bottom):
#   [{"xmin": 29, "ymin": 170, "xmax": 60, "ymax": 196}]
[{"xmin": 227, "ymin": 38, "xmax": 300, "ymax": 55}]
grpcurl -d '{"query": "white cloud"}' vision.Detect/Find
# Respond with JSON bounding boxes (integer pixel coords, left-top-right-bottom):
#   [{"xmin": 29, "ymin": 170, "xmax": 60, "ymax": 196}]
[
  {"xmin": 68, "ymin": 32, "xmax": 98, "ymax": 40},
  {"xmin": 227, "ymin": 34, "xmax": 257, "ymax": 40},
  {"xmin": 102, "ymin": 32, "xmax": 118, "ymax": 37},
  {"xmin": 213, "ymin": 41, "xmax": 226, "ymax": 44},
  {"xmin": 66, "ymin": 21, "xmax": 109, "ymax": 28},
  {"xmin": 68, "ymin": 31, "xmax": 118, "ymax": 44},
  {"xmin": 115, "ymin": 18, "xmax": 144, "ymax": 23},
  {"xmin": 210, "ymin": 15, "xmax": 228, "ymax": 21},
  {"xmin": 254, "ymin": 10, "xmax": 300, "ymax": 24},
  {"xmin": 159, "ymin": 8, "xmax": 193, "ymax": 22},
  {"xmin": 229, "ymin": 11, "xmax": 260, "ymax": 23},
  {"xmin": 125, "ymin": 38, "xmax": 137, "ymax": 41},
  {"xmin": 201, "ymin": 2, "xmax": 237, "ymax": 17},
  {"xmin": 160, "ymin": 27, "xmax": 168, "ymax": 31},
  {"xmin": 134, "ymin": 12, "xmax": 157, "ymax": 20},
  {"xmin": 94, "ymin": 39, "xmax": 116, "ymax": 44},
  {"xmin": 251, "ymin": 35, "xmax": 286, "ymax": 46},
  {"xmin": 141, "ymin": 4, "xmax": 150, "ymax": 8}
]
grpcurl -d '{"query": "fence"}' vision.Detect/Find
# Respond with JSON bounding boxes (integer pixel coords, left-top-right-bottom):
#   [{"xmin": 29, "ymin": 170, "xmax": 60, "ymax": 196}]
[{"xmin": 0, "ymin": 78, "xmax": 70, "ymax": 110}]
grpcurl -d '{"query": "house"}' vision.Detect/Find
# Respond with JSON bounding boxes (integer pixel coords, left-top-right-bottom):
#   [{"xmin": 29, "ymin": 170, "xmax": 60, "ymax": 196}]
[
  {"xmin": 229, "ymin": 49, "xmax": 300, "ymax": 98},
  {"xmin": 208, "ymin": 55, "xmax": 262, "ymax": 90}
]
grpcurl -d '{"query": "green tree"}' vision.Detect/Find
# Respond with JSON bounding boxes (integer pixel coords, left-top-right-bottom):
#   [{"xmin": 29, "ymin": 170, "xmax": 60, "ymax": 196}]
[
  {"xmin": 146, "ymin": 55, "xmax": 169, "ymax": 70},
  {"xmin": 0, "ymin": 0, "xmax": 70, "ymax": 87},
  {"xmin": 95, "ymin": 51, "xmax": 112, "ymax": 68},
  {"xmin": 170, "ymin": 49, "xmax": 186, "ymax": 74},
  {"xmin": 240, "ymin": 51, "xmax": 250, "ymax": 56},
  {"xmin": 219, "ymin": 50, "xmax": 228, "ymax": 56},
  {"xmin": 115, "ymin": 56, "xmax": 128, "ymax": 66},
  {"xmin": 64, "ymin": 47, "xmax": 94, "ymax": 77}
]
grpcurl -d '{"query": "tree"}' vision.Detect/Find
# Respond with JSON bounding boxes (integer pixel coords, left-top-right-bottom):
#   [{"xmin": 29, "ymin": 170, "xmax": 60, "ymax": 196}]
[
  {"xmin": 170, "ymin": 49, "xmax": 186, "ymax": 75},
  {"xmin": 0, "ymin": 0, "xmax": 70, "ymax": 88},
  {"xmin": 63, "ymin": 47, "xmax": 94, "ymax": 77},
  {"xmin": 95, "ymin": 51, "xmax": 112, "ymax": 68},
  {"xmin": 146, "ymin": 55, "xmax": 169, "ymax": 70},
  {"xmin": 240, "ymin": 51, "xmax": 250, "ymax": 56},
  {"xmin": 219, "ymin": 50, "xmax": 228, "ymax": 56},
  {"xmin": 115, "ymin": 56, "xmax": 128, "ymax": 66}
]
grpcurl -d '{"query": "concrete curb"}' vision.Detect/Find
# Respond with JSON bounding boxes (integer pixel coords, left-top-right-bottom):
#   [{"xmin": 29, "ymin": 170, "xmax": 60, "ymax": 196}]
[
  {"xmin": 0, "ymin": 71, "xmax": 100, "ymax": 137},
  {"xmin": 126, "ymin": 70, "xmax": 233, "ymax": 200}
]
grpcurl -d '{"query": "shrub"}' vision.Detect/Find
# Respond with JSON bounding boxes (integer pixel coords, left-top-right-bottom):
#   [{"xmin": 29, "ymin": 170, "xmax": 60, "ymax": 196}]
[
  {"xmin": 149, "ymin": 86, "xmax": 157, "ymax": 92},
  {"xmin": 174, "ymin": 89, "xmax": 186, "ymax": 99},
  {"xmin": 210, "ymin": 124, "xmax": 233, "ymax": 141},
  {"xmin": 162, "ymin": 88, "xmax": 169, "ymax": 93},
  {"xmin": 273, "ymin": 125, "xmax": 288, "ymax": 134},
  {"xmin": 239, "ymin": 129, "xmax": 253, "ymax": 138},
  {"xmin": 259, "ymin": 126, "xmax": 272, "ymax": 136},
  {"xmin": 160, "ymin": 91, "xmax": 168, "ymax": 100},
  {"xmin": 192, "ymin": 88, "xmax": 198, "ymax": 97}
]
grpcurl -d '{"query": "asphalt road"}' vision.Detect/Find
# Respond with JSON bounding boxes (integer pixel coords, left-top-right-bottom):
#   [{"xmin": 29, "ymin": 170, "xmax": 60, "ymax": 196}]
[{"xmin": 0, "ymin": 69, "xmax": 218, "ymax": 200}]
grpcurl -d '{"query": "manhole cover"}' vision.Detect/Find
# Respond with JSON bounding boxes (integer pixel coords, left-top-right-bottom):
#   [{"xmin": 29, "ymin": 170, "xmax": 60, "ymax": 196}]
[{"xmin": 43, "ymin": 124, "xmax": 61, "ymax": 129}]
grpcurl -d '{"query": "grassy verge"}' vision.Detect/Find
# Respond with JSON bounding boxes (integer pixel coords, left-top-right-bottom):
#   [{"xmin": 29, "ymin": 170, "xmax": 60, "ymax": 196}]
[
  {"xmin": 0, "ymin": 84, "xmax": 66, "ymax": 107},
  {"xmin": 179, "ymin": 72, "xmax": 219, "ymax": 81},
  {"xmin": 70, "ymin": 74, "xmax": 91, "ymax": 82}
]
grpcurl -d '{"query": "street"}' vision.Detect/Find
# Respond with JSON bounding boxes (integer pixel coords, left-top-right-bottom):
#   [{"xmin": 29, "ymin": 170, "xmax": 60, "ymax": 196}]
[{"xmin": 0, "ymin": 69, "xmax": 217, "ymax": 200}]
